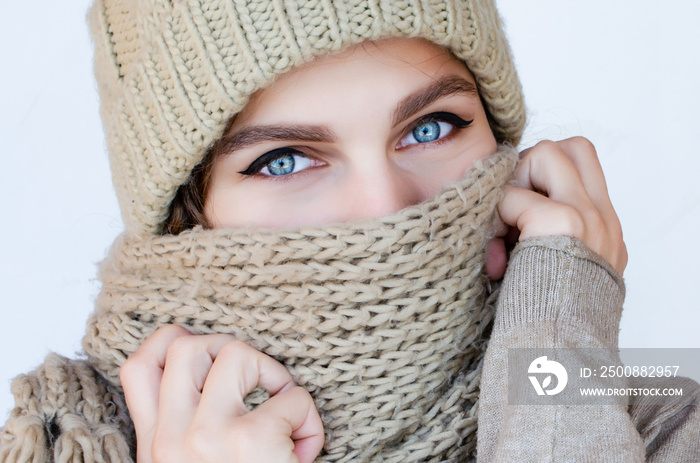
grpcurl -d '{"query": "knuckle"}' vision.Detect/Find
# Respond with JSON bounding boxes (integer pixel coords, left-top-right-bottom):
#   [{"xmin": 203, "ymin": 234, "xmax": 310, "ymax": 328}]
[
  {"xmin": 528, "ymin": 140, "xmax": 559, "ymax": 161},
  {"xmin": 527, "ymin": 140, "xmax": 564, "ymax": 167},
  {"xmin": 217, "ymin": 340, "xmax": 253, "ymax": 361},
  {"xmin": 119, "ymin": 355, "xmax": 145, "ymax": 388},
  {"xmin": 165, "ymin": 335, "xmax": 200, "ymax": 361},
  {"xmin": 156, "ymin": 324, "xmax": 190, "ymax": 337},
  {"xmin": 288, "ymin": 385, "xmax": 314, "ymax": 403},
  {"xmin": 553, "ymin": 204, "xmax": 586, "ymax": 237},
  {"xmin": 534, "ymin": 139, "xmax": 559, "ymax": 152},
  {"xmin": 568, "ymin": 136, "xmax": 597, "ymax": 154},
  {"xmin": 568, "ymin": 136, "xmax": 599, "ymax": 163}
]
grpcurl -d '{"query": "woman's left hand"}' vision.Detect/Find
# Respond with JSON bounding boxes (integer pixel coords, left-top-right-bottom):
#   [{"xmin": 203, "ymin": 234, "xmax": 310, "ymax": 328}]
[{"xmin": 486, "ymin": 137, "xmax": 627, "ymax": 279}]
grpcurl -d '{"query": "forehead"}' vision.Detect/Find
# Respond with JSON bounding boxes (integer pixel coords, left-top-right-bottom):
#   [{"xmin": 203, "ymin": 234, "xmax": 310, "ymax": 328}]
[{"xmin": 234, "ymin": 38, "xmax": 476, "ymax": 125}]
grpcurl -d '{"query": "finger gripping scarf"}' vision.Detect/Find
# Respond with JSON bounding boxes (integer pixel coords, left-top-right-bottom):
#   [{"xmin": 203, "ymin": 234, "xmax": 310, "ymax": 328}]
[{"xmin": 1, "ymin": 146, "xmax": 516, "ymax": 463}]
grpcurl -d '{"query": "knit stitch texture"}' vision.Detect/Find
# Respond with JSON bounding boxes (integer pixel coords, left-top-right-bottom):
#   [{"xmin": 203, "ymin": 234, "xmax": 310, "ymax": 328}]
[
  {"xmin": 0, "ymin": 146, "xmax": 516, "ymax": 462},
  {"xmin": 88, "ymin": 0, "xmax": 525, "ymax": 234},
  {"xmin": 0, "ymin": 355, "xmax": 133, "ymax": 463},
  {"xmin": 83, "ymin": 145, "xmax": 514, "ymax": 462}
]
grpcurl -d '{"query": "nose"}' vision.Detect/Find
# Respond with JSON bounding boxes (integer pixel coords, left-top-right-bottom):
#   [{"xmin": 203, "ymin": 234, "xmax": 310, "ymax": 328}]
[{"xmin": 332, "ymin": 164, "xmax": 427, "ymax": 222}]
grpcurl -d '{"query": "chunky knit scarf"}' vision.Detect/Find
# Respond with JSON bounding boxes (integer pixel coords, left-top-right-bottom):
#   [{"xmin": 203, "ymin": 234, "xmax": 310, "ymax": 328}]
[{"xmin": 2, "ymin": 146, "xmax": 516, "ymax": 463}]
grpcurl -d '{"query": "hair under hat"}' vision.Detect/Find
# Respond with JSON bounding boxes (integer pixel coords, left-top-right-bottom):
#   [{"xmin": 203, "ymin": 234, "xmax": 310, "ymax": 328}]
[{"xmin": 89, "ymin": 0, "xmax": 526, "ymax": 234}]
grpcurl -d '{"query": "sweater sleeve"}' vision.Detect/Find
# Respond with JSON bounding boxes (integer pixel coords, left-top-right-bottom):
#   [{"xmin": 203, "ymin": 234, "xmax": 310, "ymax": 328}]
[
  {"xmin": 476, "ymin": 236, "xmax": 700, "ymax": 462},
  {"xmin": 0, "ymin": 353, "xmax": 135, "ymax": 463}
]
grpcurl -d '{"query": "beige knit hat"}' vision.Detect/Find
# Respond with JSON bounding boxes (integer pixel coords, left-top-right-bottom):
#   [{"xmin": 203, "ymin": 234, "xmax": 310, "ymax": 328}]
[{"xmin": 89, "ymin": 0, "xmax": 526, "ymax": 234}]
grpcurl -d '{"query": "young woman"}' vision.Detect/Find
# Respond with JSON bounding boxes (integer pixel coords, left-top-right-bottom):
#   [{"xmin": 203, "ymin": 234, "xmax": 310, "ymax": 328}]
[
  {"xmin": 120, "ymin": 37, "xmax": 628, "ymax": 463},
  {"xmin": 1, "ymin": 1, "xmax": 697, "ymax": 462}
]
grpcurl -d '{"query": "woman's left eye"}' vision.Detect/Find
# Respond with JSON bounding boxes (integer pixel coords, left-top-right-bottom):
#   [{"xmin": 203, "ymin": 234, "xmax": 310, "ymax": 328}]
[{"xmin": 397, "ymin": 112, "xmax": 472, "ymax": 149}]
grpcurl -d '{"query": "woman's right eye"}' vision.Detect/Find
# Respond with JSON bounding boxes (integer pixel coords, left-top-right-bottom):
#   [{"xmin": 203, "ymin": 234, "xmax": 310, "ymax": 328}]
[{"xmin": 238, "ymin": 148, "xmax": 322, "ymax": 177}]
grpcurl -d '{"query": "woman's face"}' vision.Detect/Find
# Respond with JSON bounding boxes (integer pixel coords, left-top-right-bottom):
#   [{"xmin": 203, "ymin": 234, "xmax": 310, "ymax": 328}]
[{"xmin": 204, "ymin": 38, "xmax": 497, "ymax": 228}]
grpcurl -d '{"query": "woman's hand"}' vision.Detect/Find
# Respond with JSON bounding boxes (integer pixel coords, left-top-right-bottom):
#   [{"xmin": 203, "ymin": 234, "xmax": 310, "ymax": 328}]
[
  {"xmin": 120, "ymin": 325, "xmax": 324, "ymax": 463},
  {"xmin": 486, "ymin": 137, "xmax": 627, "ymax": 279}
]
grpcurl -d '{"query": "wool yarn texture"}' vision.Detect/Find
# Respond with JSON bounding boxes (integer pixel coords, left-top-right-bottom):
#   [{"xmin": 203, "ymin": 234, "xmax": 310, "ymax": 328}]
[
  {"xmin": 86, "ymin": 145, "xmax": 515, "ymax": 462},
  {"xmin": 2, "ymin": 2, "xmax": 526, "ymax": 458},
  {"xmin": 89, "ymin": 0, "xmax": 525, "ymax": 234},
  {"xmin": 0, "ymin": 355, "xmax": 134, "ymax": 463}
]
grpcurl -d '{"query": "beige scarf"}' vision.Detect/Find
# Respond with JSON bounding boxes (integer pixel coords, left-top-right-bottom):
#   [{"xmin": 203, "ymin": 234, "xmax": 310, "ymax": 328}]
[{"xmin": 2, "ymin": 146, "xmax": 516, "ymax": 463}]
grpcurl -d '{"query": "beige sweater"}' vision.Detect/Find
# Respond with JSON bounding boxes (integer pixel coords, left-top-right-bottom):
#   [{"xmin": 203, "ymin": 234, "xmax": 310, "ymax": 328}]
[
  {"xmin": 478, "ymin": 236, "xmax": 700, "ymax": 462},
  {"xmin": 2, "ymin": 237, "xmax": 698, "ymax": 462}
]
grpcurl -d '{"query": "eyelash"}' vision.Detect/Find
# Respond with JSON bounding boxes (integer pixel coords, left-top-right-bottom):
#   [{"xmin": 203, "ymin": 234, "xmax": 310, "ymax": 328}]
[
  {"xmin": 237, "ymin": 147, "xmax": 317, "ymax": 176},
  {"xmin": 396, "ymin": 112, "xmax": 473, "ymax": 150},
  {"xmin": 238, "ymin": 112, "xmax": 473, "ymax": 177}
]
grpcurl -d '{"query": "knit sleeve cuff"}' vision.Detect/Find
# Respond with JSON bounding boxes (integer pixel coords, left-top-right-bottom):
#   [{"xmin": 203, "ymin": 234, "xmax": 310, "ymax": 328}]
[{"xmin": 494, "ymin": 235, "xmax": 625, "ymax": 348}]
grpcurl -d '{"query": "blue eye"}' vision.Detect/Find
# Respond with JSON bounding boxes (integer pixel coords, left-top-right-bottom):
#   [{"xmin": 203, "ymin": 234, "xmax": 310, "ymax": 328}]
[
  {"xmin": 265, "ymin": 154, "xmax": 295, "ymax": 176},
  {"xmin": 412, "ymin": 121, "xmax": 441, "ymax": 143},
  {"xmin": 239, "ymin": 148, "xmax": 321, "ymax": 177},
  {"xmin": 397, "ymin": 112, "xmax": 473, "ymax": 149},
  {"xmin": 260, "ymin": 153, "xmax": 316, "ymax": 176}
]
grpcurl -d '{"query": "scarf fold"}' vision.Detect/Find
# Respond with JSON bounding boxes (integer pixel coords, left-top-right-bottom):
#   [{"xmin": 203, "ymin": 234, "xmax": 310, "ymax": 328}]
[{"xmin": 81, "ymin": 145, "xmax": 517, "ymax": 462}]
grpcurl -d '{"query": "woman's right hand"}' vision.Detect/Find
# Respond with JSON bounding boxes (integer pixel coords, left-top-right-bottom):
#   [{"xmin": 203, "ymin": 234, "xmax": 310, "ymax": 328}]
[{"xmin": 120, "ymin": 325, "xmax": 324, "ymax": 463}]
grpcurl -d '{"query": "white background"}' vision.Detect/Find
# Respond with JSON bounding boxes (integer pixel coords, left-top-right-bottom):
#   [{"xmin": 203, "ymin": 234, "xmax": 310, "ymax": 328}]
[{"xmin": 1, "ymin": 1, "xmax": 699, "ymax": 416}]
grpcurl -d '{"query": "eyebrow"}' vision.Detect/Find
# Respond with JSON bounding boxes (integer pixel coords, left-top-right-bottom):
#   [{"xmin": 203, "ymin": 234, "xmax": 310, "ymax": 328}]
[
  {"xmin": 217, "ymin": 125, "xmax": 337, "ymax": 154},
  {"xmin": 391, "ymin": 75, "xmax": 479, "ymax": 126},
  {"xmin": 218, "ymin": 75, "xmax": 479, "ymax": 155}
]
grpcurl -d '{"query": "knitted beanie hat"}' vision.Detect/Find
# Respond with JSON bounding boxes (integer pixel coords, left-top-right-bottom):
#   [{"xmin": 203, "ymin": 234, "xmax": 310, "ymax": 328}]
[{"xmin": 89, "ymin": 0, "xmax": 525, "ymax": 235}]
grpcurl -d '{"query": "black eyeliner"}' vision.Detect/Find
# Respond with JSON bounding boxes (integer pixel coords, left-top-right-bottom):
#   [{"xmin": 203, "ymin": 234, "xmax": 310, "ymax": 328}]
[
  {"xmin": 238, "ymin": 147, "xmax": 300, "ymax": 175},
  {"xmin": 416, "ymin": 111, "xmax": 473, "ymax": 128}
]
